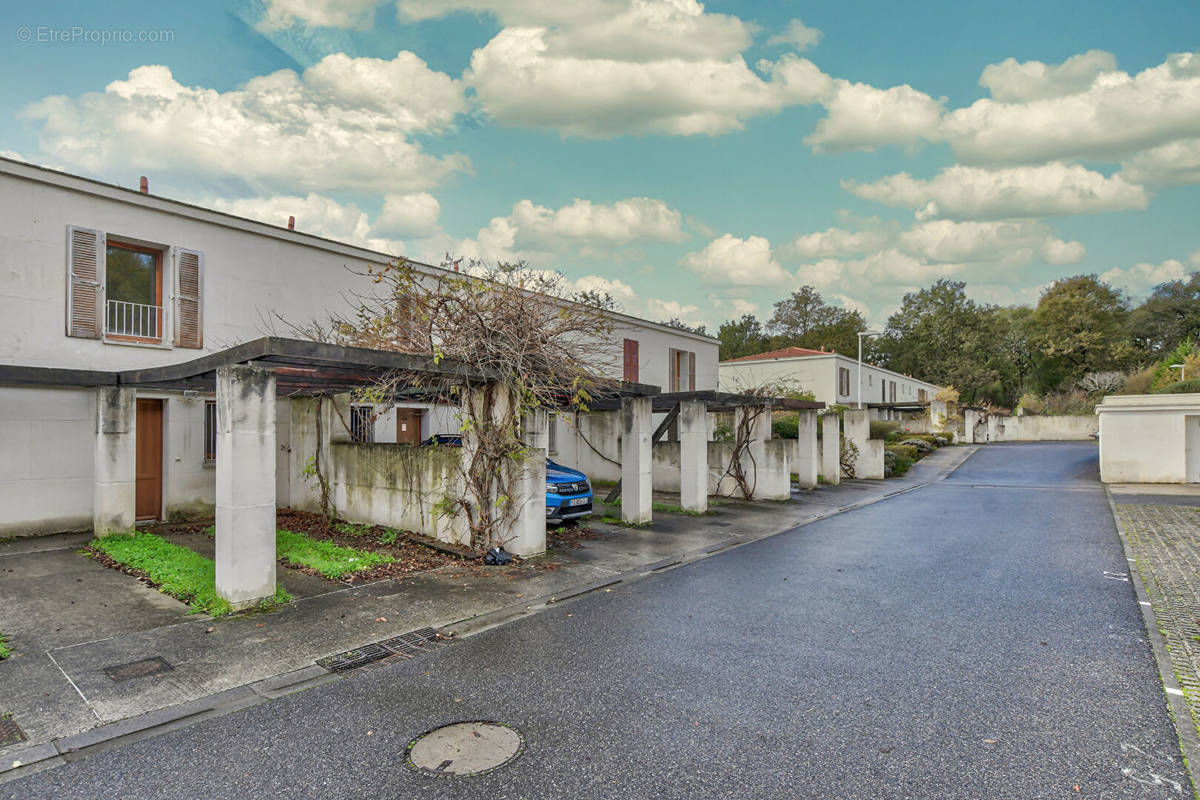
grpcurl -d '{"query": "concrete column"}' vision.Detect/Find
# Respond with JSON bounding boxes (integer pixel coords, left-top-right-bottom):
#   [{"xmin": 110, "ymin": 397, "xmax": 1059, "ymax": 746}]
[
  {"xmin": 678, "ymin": 399, "xmax": 708, "ymax": 514},
  {"xmin": 523, "ymin": 407, "xmax": 550, "ymax": 453},
  {"xmin": 844, "ymin": 408, "xmax": 884, "ymax": 479},
  {"xmin": 930, "ymin": 400, "xmax": 948, "ymax": 434},
  {"xmin": 215, "ymin": 365, "xmax": 277, "ymax": 610},
  {"xmin": 505, "ymin": 406, "xmax": 548, "ymax": 556},
  {"xmin": 621, "ymin": 396, "xmax": 652, "ymax": 524},
  {"xmin": 987, "ymin": 414, "xmax": 1004, "ymax": 443},
  {"xmin": 963, "ymin": 409, "xmax": 981, "ymax": 444},
  {"xmin": 93, "ymin": 386, "xmax": 136, "ymax": 536},
  {"xmin": 794, "ymin": 411, "xmax": 819, "ymax": 489},
  {"xmin": 820, "ymin": 412, "xmax": 841, "ymax": 486}
]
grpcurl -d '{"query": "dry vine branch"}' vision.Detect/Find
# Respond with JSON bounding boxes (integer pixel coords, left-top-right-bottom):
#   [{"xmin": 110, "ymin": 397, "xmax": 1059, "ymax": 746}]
[{"xmin": 283, "ymin": 257, "xmax": 621, "ymax": 551}]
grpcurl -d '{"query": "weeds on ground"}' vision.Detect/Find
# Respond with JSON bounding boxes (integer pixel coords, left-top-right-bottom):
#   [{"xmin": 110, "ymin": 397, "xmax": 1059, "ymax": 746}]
[
  {"xmin": 275, "ymin": 529, "xmax": 393, "ymax": 579},
  {"xmin": 89, "ymin": 532, "xmax": 290, "ymax": 616},
  {"xmin": 0, "ymin": 633, "xmax": 9, "ymax": 660}
]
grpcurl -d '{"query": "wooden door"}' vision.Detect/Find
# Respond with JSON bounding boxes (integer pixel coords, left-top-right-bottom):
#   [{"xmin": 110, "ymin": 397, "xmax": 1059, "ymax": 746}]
[
  {"xmin": 136, "ymin": 398, "xmax": 164, "ymax": 521},
  {"xmin": 396, "ymin": 408, "xmax": 423, "ymax": 445}
]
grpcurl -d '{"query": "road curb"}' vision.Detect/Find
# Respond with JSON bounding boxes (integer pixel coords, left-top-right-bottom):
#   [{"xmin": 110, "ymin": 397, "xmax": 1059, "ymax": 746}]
[{"xmin": 1104, "ymin": 487, "xmax": 1200, "ymax": 798}]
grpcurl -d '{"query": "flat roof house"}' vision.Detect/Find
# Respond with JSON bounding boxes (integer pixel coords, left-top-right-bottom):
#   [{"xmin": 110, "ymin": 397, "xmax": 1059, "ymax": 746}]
[
  {"xmin": 0, "ymin": 156, "xmax": 719, "ymax": 547},
  {"xmin": 718, "ymin": 346, "xmax": 943, "ymax": 411}
]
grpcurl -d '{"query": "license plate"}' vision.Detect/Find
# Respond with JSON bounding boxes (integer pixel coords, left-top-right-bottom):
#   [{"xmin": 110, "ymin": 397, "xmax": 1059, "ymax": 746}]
[{"xmin": 568, "ymin": 497, "xmax": 589, "ymax": 507}]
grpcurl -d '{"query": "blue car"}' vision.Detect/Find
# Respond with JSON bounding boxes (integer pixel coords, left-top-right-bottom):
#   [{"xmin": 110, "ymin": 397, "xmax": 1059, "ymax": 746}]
[
  {"xmin": 546, "ymin": 460, "xmax": 593, "ymax": 524},
  {"xmin": 422, "ymin": 435, "xmax": 592, "ymax": 524}
]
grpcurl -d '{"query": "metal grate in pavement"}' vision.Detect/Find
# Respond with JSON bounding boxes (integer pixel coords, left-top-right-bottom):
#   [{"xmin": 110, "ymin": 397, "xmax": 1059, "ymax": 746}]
[
  {"xmin": 0, "ymin": 713, "xmax": 27, "ymax": 748},
  {"xmin": 319, "ymin": 627, "xmax": 449, "ymax": 673}
]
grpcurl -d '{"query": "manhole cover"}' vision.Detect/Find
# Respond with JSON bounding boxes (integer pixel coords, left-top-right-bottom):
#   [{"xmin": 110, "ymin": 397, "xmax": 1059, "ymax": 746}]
[
  {"xmin": 405, "ymin": 721, "xmax": 525, "ymax": 777},
  {"xmin": 0, "ymin": 713, "xmax": 27, "ymax": 748},
  {"xmin": 104, "ymin": 656, "xmax": 174, "ymax": 682}
]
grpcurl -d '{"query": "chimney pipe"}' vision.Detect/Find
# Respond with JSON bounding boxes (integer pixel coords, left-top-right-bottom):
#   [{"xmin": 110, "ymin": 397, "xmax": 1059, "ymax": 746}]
[
  {"xmin": 287, "ymin": 215, "xmax": 295, "ymax": 231},
  {"xmin": 139, "ymin": 176, "xmax": 148, "ymax": 194}
]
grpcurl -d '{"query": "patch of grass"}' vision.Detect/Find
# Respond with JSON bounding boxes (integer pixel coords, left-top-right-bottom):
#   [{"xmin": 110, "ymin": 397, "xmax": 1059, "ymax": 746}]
[
  {"xmin": 596, "ymin": 515, "xmax": 652, "ymax": 528},
  {"xmin": 650, "ymin": 501, "xmax": 706, "ymax": 517},
  {"xmin": 276, "ymin": 529, "xmax": 393, "ymax": 579},
  {"xmin": 377, "ymin": 527, "xmax": 400, "ymax": 545},
  {"xmin": 334, "ymin": 522, "xmax": 373, "ymax": 538},
  {"xmin": 90, "ymin": 532, "xmax": 289, "ymax": 616},
  {"xmin": 0, "ymin": 633, "xmax": 10, "ymax": 660}
]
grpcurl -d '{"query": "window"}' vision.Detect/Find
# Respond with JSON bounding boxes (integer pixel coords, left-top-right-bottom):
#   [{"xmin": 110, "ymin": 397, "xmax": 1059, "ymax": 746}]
[
  {"xmin": 66, "ymin": 226, "xmax": 204, "ymax": 348},
  {"xmin": 838, "ymin": 367, "xmax": 850, "ymax": 396},
  {"xmin": 203, "ymin": 400, "xmax": 217, "ymax": 463},
  {"xmin": 105, "ymin": 241, "xmax": 163, "ymax": 341},
  {"xmin": 350, "ymin": 405, "xmax": 375, "ymax": 443},
  {"xmin": 668, "ymin": 348, "xmax": 696, "ymax": 392},
  {"xmin": 918, "ymin": 388, "xmax": 928, "ymax": 402},
  {"xmin": 889, "ymin": 381, "xmax": 896, "ymax": 402},
  {"xmin": 548, "ymin": 413, "xmax": 558, "ymax": 454},
  {"xmin": 868, "ymin": 374, "xmax": 873, "ymax": 386},
  {"xmin": 623, "ymin": 339, "xmax": 639, "ymax": 383}
]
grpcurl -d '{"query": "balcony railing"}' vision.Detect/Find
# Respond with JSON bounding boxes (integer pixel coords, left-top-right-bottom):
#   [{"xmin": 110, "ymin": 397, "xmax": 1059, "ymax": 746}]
[{"xmin": 106, "ymin": 299, "xmax": 162, "ymax": 340}]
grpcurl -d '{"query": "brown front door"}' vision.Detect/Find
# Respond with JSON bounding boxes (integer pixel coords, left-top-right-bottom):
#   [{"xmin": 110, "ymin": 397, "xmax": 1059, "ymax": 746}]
[
  {"xmin": 396, "ymin": 408, "xmax": 423, "ymax": 445},
  {"xmin": 136, "ymin": 398, "xmax": 164, "ymax": 521}
]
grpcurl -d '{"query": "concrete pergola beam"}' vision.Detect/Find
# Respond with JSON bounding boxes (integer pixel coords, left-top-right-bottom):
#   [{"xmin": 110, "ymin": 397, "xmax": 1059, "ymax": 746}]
[
  {"xmin": 621, "ymin": 396, "xmax": 653, "ymax": 525},
  {"xmin": 93, "ymin": 386, "xmax": 136, "ymax": 536},
  {"xmin": 215, "ymin": 364, "xmax": 278, "ymax": 610}
]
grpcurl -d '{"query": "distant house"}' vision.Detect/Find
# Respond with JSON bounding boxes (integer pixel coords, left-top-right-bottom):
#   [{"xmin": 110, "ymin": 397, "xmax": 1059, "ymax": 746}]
[{"xmin": 718, "ymin": 346, "xmax": 942, "ymax": 411}]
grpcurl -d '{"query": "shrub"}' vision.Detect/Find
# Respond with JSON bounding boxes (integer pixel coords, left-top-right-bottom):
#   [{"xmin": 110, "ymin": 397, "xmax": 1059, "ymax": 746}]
[
  {"xmin": 870, "ymin": 420, "xmax": 899, "ymax": 440},
  {"xmin": 1079, "ymin": 371, "xmax": 1125, "ymax": 393},
  {"xmin": 1018, "ymin": 392, "xmax": 1045, "ymax": 415},
  {"xmin": 1150, "ymin": 341, "xmax": 1200, "ymax": 392},
  {"xmin": 1156, "ymin": 378, "xmax": 1200, "ymax": 394},
  {"xmin": 772, "ymin": 415, "xmax": 798, "ymax": 439},
  {"xmin": 840, "ymin": 439, "xmax": 859, "ymax": 478},
  {"xmin": 886, "ymin": 444, "xmax": 919, "ymax": 462},
  {"xmin": 1041, "ymin": 388, "xmax": 1095, "ymax": 415},
  {"xmin": 1121, "ymin": 365, "xmax": 1155, "ymax": 395},
  {"xmin": 884, "ymin": 448, "xmax": 914, "ymax": 477},
  {"xmin": 898, "ymin": 438, "xmax": 934, "ymax": 455}
]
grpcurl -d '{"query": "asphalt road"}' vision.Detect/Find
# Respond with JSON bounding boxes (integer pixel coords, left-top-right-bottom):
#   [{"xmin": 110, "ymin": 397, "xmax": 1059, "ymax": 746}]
[{"xmin": 6, "ymin": 443, "xmax": 1188, "ymax": 799}]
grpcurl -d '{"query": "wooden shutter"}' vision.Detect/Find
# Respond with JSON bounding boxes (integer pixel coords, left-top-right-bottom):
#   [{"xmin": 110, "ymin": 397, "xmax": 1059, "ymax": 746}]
[
  {"xmin": 688, "ymin": 351, "xmax": 696, "ymax": 391},
  {"xmin": 623, "ymin": 338, "xmax": 639, "ymax": 382},
  {"xmin": 174, "ymin": 248, "xmax": 203, "ymax": 348},
  {"xmin": 66, "ymin": 226, "xmax": 105, "ymax": 338},
  {"xmin": 668, "ymin": 348, "xmax": 679, "ymax": 392}
]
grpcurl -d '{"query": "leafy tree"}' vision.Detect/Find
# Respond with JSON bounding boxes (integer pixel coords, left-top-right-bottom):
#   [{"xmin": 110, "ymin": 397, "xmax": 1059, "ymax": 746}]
[
  {"xmin": 1026, "ymin": 275, "xmax": 1131, "ymax": 391},
  {"xmin": 659, "ymin": 318, "xmax": 709, "ymax": 337},
  {"xmin": 1128, "ymin": 273, "xmax": 1200, "ymax": 359},
  {"xmin": 874, "ymin": 280, "xmax": 1015, "ymax": 405},
  {"xmin": 717, "ymin": 314, "xmax": 769, "ymax": 360},
  {"xmin": 768, "ymin": 286, "xmax": 867, "ymax": 355}
]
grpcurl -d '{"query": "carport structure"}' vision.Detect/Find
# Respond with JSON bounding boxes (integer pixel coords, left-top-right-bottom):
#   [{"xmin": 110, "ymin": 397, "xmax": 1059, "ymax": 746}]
[
  {"xmin": 582, "ymin": 391, "xmax": 825, "ymax": 519},
  {"xmin": 0, "ymin": 337, "xmax": 658, "ymax": 609}
]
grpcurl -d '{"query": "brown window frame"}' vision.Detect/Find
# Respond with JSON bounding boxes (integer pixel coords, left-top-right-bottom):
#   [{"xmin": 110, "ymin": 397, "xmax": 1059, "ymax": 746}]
[
  {"xmin": 104, "ymin": 240, "xmax": 165, "ymax": 344},
  {"xmin": 623, "ymin": 338, "xmax": 639, "ymax": 383},
  {"xmin": 350, "ymin": 405, "xmax": 375, "ymax": 443},
  {"xmin": 838, "ymin": 367, "xmax": 850, "ymax": 396},
  {"xmin": 203, "ymin": 400, "xmax": 217, "ymax": 463}
]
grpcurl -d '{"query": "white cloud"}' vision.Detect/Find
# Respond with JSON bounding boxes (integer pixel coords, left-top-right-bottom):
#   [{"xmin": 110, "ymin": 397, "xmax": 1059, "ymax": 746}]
[
  {"xmin": 208, "ymin": 192, "xmax": 407, "ymax": 255},
  {"xmin": 942, "ymin": 51, "xmax": 1200, "ymax": 165},
  {"xmin": 806, "ymin": 80, "xmax": 944, "ymax": 152},
  {"xmin": 802, "ymin": 249, "xmax": 964, "ymax": 289},
  {"xmin": 1193, "ymin": 249, "xmax": 1200, "ymax": 269},
  {"xmin": 465, "ymin": 24, "xmax": 831, "ymax": 137},
  {"xmin": 397, "ymin": 0, "xmax": 622, "ymax": 26},
  {"xmin": 372, "ymin": 193, "xmax": 441, "ymax": 238},
  {"xmin": 767, "ymin": 19, "xmax": 822, "ymax": 51},
  {"xmin": 1120, "ymin": 137, "xmax": 1200, "ymax": 187},
  {"xmin": 680, "ymin": 234, "xmax": 790, "ymax": 285},
  {"xmin": 897, "ymin": 219, "xmax": 1084, "ymax": 265},
  {"xmin": 23, "ymin": 55, "xmax": 468, "ymax": 194},
  {"xmin": 844, "ymin": 162, "xmax": 1148, "ymax": 220},
  {"xmin": 782, "ymin": 225, "xmax": 892, "ymax": 259},
  {"xmin": 258, "ymin": 0, "xmax": 384, "ymax": 29},
  {"xmin": 979, "ymin": 50, "xmax": 1117, "ymax": 102},
  {"xmin": 511, "ymin": 197, "xmax": 687, "ymax": 246},
  {"xmin": 730, "ymin": 297, "xmax": 759, "ymax": 316},
  {"xmin": 1101, "ymin": 259, "xmax": 1189, "ymax": 295}
]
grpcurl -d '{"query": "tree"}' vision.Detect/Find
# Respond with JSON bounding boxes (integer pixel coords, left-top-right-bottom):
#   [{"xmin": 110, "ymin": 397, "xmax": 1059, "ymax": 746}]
[
  {"xmin": 1026, "ymin": 274, "xmax": 1131, "ymax": 391},
  {"xmin": 874, "ymin": 280, "xmax": 1015, "ymax": 405},
  {"xmin": 717, "ymin": 314, "xmax": 769, "ymax": 360},
  {"xmin": 1128, "ymin": 273, "xmax": 1200, "ymax": 359},
  {"xmin": 768, "ymin": 286, "xmax": 867, "ymax": 355},
  {"xmin": 660, "ymin": 318, "xmax": 709, "ymax": 336}
]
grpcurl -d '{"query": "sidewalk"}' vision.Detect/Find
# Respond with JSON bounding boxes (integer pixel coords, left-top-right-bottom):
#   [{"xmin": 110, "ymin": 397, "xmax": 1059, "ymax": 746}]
[
  {"xmin": 0, "ymin": 444, "xmax": 977, "ymax": 780},
  {"xmin": 1109, "ymin": 484, "xmax": 1200, "ymax": 793}
]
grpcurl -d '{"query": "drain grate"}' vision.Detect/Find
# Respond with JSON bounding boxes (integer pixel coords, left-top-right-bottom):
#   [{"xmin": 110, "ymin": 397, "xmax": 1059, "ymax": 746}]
[
  {"xmin": 0, "ymin": 713, "xmax": 27, "ymax": 748},
  {"xmin": 104, "ymin": 656, "xmax": 174, "ymax": 683},
  {"xmin": 319, "ymin": 627, "xmax": 449, "ymax": 673}
]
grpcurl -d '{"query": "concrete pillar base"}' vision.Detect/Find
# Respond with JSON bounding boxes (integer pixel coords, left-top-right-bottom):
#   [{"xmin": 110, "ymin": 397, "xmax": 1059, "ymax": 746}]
[
  {"xmin": 621, "ymin": 396, "xmax": 652, "ymax": 524},
  {"xmin": 794, "ymin": 411, "xmax": 819, "ymax": 489},
  {"xmin": 678, "ymin": 399, "xmax": 708, "ymax": 513},
  {"xmin": 93, "ymin": 387, "xmax": 136, "ymax": 537},
  {"xmin": 820, "ymin": 413, "xmax": 841, "ymax": 486}
]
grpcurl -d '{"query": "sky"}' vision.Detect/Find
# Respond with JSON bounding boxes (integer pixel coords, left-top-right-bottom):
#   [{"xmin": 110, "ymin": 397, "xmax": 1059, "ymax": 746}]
[{"xmin": 2, "ymin": 0, "xmax": 1199, "ymax": 332}]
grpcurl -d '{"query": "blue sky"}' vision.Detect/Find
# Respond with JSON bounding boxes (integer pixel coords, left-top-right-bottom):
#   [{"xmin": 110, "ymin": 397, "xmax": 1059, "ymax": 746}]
[{"xmin": 2, "ymin": 0, "xmax": 1199, "ymax": 330}]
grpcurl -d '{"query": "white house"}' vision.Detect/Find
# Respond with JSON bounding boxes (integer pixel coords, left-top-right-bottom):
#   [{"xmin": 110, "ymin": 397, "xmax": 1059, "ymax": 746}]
[
  {"xmin": 1096, "ymin": 393, "xmax": 1200, "ymax": 483},
  {"xmin": 718, "ymin": 346, "xmax": 942, "ymax": 410},
  {"xmin": 0, "ymin": 156, "xmax": 718, "ymax": 538}
]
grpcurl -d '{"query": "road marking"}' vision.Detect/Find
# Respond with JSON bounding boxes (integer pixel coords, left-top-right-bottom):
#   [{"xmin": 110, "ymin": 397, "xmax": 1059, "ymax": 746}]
[
  {"xmin": 1140, "ymin": 601, "xmax": 1152, "ymax": 607},
  {"xmin": 1165, "ymin": 687, "xmax": 1185, "ymax": 696},
  {"xmin": 1104, "ymin": 571, "xmax": 1130, "ymax": 582}
]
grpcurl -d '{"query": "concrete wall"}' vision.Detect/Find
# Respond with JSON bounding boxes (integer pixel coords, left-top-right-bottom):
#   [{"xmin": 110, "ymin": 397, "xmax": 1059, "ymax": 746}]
[
  {"xmin": 329, "ymin": 443, "xmax": 466, "ymax": 544},
  {"xmin": 1002, "ymin": 415, "xmax": 1098, "ymax": 441},
  {"xmin": 1097, "ymin": 394, "xmax": 1200, "ymax": 484},
  {"xmin": 707, "ymin": 440, "xmax": 791, "ymax": 499}
]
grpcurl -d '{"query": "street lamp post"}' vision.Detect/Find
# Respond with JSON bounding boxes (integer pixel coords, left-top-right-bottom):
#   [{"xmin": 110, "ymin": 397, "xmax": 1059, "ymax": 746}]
[
  {"xmin": 1171, "ymin": 363, "xmax": 1185, "ymax": 382},
  {"xmin": 857, "ymin": 330, "xmax": 882, "ymax": 409}
]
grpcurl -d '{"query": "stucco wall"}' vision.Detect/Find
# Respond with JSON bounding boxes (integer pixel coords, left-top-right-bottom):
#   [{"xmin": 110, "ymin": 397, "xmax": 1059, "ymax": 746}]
[
  {"xmin": 330, "ymin": 442, "xmax": 465, "ymax": 544},
  {"xmin": 718, "ymin": 354, "xmax": 940, "ymax": 407},
  {"xmin": 1005, "ymin": 415, "xmax": 1098, "ymax": 441},
  {"xmin": 1097, "ymin": 394, "xmax": 1200, "ymax": 484}
]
